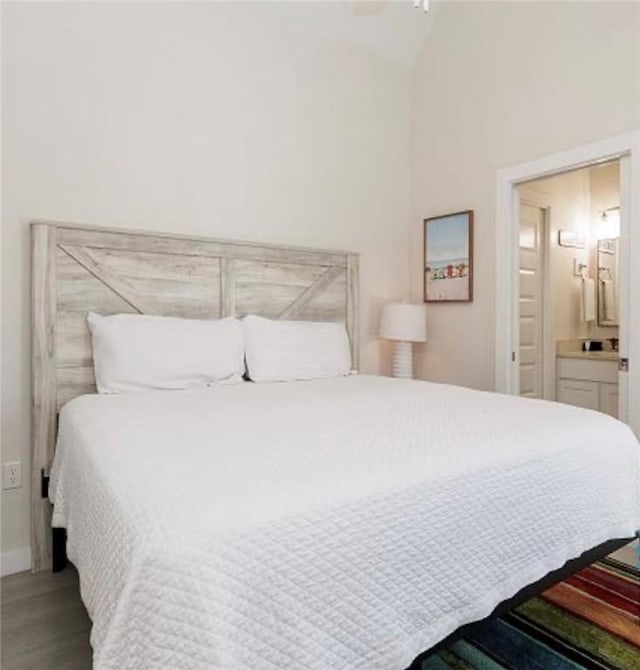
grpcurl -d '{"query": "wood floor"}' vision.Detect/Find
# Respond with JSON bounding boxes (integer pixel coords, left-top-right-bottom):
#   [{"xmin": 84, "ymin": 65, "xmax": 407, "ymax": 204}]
[{"xmin": 1, "ymin": 567, "xmax": 91, "ymax": 670}]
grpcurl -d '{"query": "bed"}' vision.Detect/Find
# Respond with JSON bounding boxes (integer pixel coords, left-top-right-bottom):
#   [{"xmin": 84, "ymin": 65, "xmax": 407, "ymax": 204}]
[{"xmin": 31, "ymin": 222, "xmax": 640, "ymax": 669}]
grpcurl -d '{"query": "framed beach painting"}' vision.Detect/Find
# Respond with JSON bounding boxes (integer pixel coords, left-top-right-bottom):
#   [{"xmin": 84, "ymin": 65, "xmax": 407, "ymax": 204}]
[{"xmin": 424, "ymin": 210, "xmax": 473, "ymax": 303}]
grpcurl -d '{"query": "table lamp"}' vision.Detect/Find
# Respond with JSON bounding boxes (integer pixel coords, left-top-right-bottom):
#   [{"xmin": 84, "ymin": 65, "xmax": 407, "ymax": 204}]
[{"xmin": 379, "ymin": 302, "xmax": 427, "ymax": 379}]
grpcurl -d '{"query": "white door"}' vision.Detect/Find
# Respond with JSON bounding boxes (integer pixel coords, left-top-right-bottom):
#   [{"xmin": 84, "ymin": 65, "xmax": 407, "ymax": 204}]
[{"xmin": 519, "ymin": 203, "xmax": 546, "ymax": 398}]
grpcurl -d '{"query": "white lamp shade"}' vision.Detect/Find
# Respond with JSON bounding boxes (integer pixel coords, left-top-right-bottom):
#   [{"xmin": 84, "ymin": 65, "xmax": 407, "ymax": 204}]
[{"xmin": 379, "ymin": 302, "xmax": 427, "ymax": 343}]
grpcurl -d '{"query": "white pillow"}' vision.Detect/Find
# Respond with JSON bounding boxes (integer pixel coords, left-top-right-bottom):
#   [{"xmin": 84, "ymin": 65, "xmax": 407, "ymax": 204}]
[
  {"xmin": 87, "ymin": 312, "xmax": 244, "ymax": 393},
  {"xmin": 243, "ymin": 315, "xmax": 352, "ymax": 383}
]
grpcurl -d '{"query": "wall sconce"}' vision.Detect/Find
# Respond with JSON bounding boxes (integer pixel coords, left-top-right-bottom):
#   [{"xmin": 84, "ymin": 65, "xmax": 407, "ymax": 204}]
[{"xmin": 599, "ymin": 207, "xmax": 620, "ymax": 239}]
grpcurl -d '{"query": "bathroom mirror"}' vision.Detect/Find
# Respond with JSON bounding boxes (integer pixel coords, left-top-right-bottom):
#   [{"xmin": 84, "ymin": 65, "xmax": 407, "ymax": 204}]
[{"xmin": 597, "ymin": 238, "xmax": 619, "ymax": 326}]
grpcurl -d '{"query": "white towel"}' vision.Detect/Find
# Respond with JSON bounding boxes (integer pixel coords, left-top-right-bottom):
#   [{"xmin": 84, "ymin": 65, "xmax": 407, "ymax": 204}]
[
  {"xmin": 581, "ymin": 277, "xmax": 596, "ymax": 322},
  {"xmin": 601, "ymin": 279, "xmax": 616, "ymax": 322}
]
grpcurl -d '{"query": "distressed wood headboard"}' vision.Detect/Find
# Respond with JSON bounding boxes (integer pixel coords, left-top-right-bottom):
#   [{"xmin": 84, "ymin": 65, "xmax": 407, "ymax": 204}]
[{"xmin": 31, "ymin": 221, "xmax": 359, "ymax": 571}]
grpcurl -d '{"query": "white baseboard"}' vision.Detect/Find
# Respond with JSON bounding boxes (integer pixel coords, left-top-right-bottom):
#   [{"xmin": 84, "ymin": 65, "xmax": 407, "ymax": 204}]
[{"xmin": 1, "ymin": 547, "xmax": 31, "ymax": 577}]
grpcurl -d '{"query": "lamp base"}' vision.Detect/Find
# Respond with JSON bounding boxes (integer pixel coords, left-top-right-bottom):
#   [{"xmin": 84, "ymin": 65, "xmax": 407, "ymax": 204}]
[{"xmin": 391, "ymin": 340, "xmax": 413, "ymax": 379}]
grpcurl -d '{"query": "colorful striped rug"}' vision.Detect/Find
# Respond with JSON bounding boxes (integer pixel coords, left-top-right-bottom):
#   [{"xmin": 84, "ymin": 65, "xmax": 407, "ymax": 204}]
[{"xmin": 422, "ymin": 558, "xmax": 640, "ymax": 670}]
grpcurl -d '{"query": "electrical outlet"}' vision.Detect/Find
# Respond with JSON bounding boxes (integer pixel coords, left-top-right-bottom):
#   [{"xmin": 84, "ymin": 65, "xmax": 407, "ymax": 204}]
[{"xmin": 3, "ymin": 461, "xmax": 22, "ymax": 490}]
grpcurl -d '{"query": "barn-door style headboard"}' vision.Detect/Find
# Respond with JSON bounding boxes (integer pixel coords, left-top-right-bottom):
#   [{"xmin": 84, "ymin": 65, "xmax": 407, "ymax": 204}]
[{"xmin": 31, "ymin": 221, "xmax": 359, "ymax": 571}]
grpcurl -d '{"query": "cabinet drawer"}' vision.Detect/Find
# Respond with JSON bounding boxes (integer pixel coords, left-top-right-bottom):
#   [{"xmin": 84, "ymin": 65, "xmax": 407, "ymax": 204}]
[
  {"xmin": 556, "ymin": 379, "xmax": 599, "ymax": 411},
  {"xmin": 599, "ymin": 383, "xmax": 619, "ymax": 418},
  {"xmin": 556, "ymin": 358, "xmax": 618, "ymax": 384}
]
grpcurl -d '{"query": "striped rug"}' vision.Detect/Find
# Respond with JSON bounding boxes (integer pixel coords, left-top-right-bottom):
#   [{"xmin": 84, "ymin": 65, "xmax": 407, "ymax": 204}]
[{"xmin": 422, "ymin": 558, "xmax": 640, "ymax": 670}]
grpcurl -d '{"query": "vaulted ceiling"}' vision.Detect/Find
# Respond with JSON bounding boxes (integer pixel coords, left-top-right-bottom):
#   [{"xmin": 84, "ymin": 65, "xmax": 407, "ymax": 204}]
[{"xmin": 253, "ymin": 0, "xmax": 441, "ymax": 67}]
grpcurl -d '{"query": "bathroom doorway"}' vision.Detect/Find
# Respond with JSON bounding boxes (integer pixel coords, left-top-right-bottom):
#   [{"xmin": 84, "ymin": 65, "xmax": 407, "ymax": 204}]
[
  {"xmin": 515, "ymin": 161, "xmax": 621, "ymax": 417},
  {"xmin": 494, "ymin": 131, "xmax": 640, "ymax": 437}
]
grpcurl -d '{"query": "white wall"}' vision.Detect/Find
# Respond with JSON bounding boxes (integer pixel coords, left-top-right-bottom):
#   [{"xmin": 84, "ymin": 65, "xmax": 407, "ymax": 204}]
[
  {"xmin": 1, "ymin": 2, "xmax": 411, "ymax": 565},
  {"xmin": 410, "ymin": 0, "xmax": 640, "ymax": 389}
]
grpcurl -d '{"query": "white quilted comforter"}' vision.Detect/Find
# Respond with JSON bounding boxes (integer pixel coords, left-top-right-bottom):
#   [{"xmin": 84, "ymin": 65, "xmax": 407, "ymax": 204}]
[{"xmin": 50, "ymin": 375, "xmax": 640, "ymax": 670}]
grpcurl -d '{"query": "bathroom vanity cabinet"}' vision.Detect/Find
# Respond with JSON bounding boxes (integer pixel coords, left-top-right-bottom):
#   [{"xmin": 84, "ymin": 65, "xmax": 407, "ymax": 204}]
[{"xmin": 556, "ymin": 354, "xmax": 619, "ymax": 417}]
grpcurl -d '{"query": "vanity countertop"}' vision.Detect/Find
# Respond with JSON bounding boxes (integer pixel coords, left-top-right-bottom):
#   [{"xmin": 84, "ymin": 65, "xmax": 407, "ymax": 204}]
[{"xmin": 556, "ymin": 351, "xmax": 619, "ymax": 362}]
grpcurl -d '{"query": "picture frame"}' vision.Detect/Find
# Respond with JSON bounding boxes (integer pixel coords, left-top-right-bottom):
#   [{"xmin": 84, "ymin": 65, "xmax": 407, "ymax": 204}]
[{"xmin": 424, "ymin": 210, "xmax": 473, "ymax": 303}]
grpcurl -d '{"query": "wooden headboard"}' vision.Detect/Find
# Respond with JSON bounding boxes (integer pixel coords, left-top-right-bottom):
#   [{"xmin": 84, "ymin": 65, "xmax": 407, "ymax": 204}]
[{"xmin": 31, "ymin": 221, "xmax": 359, "ymax": 570}]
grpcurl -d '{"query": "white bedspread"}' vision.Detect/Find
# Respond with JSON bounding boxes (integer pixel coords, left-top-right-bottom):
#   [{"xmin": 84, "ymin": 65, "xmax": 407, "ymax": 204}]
[{"xmin": 49, "ymin": 375, "xmax": 640, "ymax": 670}]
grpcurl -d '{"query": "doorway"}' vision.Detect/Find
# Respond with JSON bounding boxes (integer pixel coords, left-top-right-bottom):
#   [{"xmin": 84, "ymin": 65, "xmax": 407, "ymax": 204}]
[
  {"xmin": 495, "ymin": 131, "xmax": 640, "ymax": 436},
  {"xmin": 516, "ymin": 162, "xmax": 621, "ymax": 417}
]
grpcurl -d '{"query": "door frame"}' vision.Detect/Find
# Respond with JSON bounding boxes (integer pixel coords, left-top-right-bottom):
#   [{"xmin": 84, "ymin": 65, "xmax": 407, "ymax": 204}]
[{"xmin": 495, "ymin": 130, "xmax": 640, "ymax": 435}]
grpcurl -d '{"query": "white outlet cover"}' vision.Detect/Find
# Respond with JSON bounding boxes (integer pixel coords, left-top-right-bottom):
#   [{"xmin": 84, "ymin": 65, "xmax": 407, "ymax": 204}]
[{"xmin": 3, "ymin": 461, "xmax": 22, "ymax": 489}]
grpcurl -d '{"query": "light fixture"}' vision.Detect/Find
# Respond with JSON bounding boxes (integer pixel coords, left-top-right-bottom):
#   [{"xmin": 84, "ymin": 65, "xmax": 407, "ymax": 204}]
[
  {"xmin": 599, "ymin": 207, "xmax": 620, "ymax": 239},
  {"xmin": 379, "ymin": 302, "xmax": 427, "ymax": 379},
  {"xmin": 414, "ymin": 0, "xmax": 430, "ymax": 12}
]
